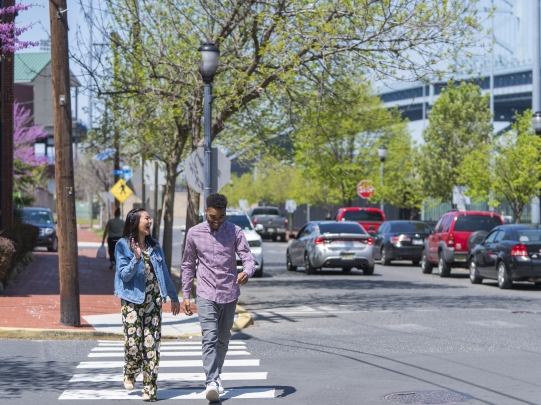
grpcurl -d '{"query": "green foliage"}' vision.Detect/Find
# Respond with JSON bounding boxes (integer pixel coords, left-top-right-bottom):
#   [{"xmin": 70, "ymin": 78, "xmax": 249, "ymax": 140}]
[
  {"xmin": 459, "ymin": 110, "xmax": 541, "ymax": 222},
  {"xmin": 0, "ymin": 237, "xmax": 15, "ymax": 282},
  {"xmin": 293, "ymin": 79, "xmax": 411, "ymax": 206},
  {"xmin": 419, "ymin": 81, "xmax": 492, "ymax": 202}
]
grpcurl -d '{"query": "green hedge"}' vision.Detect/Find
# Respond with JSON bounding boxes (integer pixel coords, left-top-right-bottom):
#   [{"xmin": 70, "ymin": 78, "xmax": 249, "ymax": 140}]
[{"xmin": 0, "ymin": 237, "xmax": 15, "ymax": 281}]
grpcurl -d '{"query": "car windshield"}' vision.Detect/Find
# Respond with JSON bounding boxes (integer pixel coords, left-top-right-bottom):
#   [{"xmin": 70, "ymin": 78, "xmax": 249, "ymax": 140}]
[
  {"xmin": 390, "ymin": 222, "xmax": 431, "ymax": 234},
  {"xmin": 453, "ymin": 215, "xmax": 502, "ymax": 232},
  {"xmin": 343, "ymin": 210, "xmax": 383, "ymax": 222},
  {"xmin": 516, "ymin": 229, "xmax": 541, "ymax": 242},
  {"xmin": 226, "ymin": 215, "xmax": 253, "ymax": 230},
  {"xmin": 251, "ymin": 208, "xmax": 280, "ymax": 216},
  {"xmin": 22, "ymin": 209, "xmax": 53, "ymax": 224},
  {"xmin": 319, "ymin": 223, "xmax": 366, "ymax": 234}
]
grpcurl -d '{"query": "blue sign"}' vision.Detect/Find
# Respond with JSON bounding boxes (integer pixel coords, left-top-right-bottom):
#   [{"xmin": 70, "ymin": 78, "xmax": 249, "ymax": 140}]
[
  {"xmin": 113, "ymin": 170, "xmax": 123, "ymax": 175},
  {"xmin": 92, "ymin": 148, "xmax": 116, "ymax": 161}
]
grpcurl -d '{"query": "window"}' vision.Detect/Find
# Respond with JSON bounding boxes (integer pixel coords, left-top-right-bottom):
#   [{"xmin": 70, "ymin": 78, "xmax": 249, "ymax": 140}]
[
  {"xmin": 21, "ymin": 209, "xmax": 53, "ymax": 224},
  {"xmin": 493, "ymin": 231, "xmax": 505, "ymax": 243},
  {"xmin": 342, "ymin": 210, "xmax": 384, "ymax": 222},
  {"xmin": 251, "ymin": 208, "xmax": 280, "ymax": 216},
  {"xmin": 318, "ymin": 222, "xmax": 366, "ymax": 234},
  {"xmin": 484, "ymin": 230, "xmax": 499, "ymax": 244},
  {"xmin": 434, "ymin": 216, "xmax": 445, "ymax": 233},
  {"xmin": 443, "ymin": 216, "xmax": 454, "ymax": 233},
  {"xmin": 226, "ymin": 215, "xmax": 253, "ymax": 230},
  {"xmin": 516, "ymin": 229, "xmax": 541, "ymax": 242},
  {"xmin": 301, "ymin": 224, "xmax": 313, "ymax": 237},
  {"xmin": 453, "ymin": 215, "xmax": 502, "ymax": 232},
  {"xmin": 390, "ymin": 222, "xmax": 431, "ymax": 234}
]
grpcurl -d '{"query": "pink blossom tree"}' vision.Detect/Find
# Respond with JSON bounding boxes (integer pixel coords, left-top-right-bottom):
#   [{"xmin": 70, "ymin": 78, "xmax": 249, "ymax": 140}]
[
  {"xmin": 13, "ymin": 103, "xmax": 48, "ymax": 189},
  {"xmin": 0, "ymin": 4, "xmax": 38, "ymax": 54}
]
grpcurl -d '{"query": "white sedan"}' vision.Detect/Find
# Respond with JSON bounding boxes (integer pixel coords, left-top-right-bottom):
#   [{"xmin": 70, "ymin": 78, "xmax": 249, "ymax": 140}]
[{"xmin": 226, "ymin": 210, "xmax": 264, "ymax": 277}]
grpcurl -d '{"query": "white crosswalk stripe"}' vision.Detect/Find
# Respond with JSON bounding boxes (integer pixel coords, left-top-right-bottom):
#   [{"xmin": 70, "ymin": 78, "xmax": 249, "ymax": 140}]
[{"xmin": 60, "ymin": 340, "xmax": 275, "ymax": 401}]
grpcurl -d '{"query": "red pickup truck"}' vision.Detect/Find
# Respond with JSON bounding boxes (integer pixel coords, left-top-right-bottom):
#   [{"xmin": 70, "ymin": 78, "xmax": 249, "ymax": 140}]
[{"xmin": 334, "ymin": 207, "xmax": 386, "ymax": 233}]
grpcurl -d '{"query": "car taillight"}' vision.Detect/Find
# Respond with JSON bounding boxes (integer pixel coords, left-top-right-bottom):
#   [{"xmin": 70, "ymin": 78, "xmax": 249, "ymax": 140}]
[
  {"xmin": 447, "ymin": 234, "xmax": 454, "ymax": 246},
  {"xmin": 315, "ymin": 237, "xmax": 325, "ymax": 245},
  {"xmin": 360, "ymin": 238, "xmax": 373, "ymax": 245},
  {"xmin": 390, "ymin": 235, "xmax": 411, "ymax": 244},
  {"xmin": 253, "ymin": 218, "xmax": 257, "ymax": 225},
  {"xmin": 511, "ymin": 244, "xmax": 529, "ymax": 257},
  {"xmin": 284, "ymin": 219, "xmax": 288, "ymax": 227}
]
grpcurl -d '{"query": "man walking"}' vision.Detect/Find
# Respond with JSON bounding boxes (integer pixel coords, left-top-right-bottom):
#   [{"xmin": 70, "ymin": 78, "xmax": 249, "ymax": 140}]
[
  {"xmin": 102, "ymin": 208, "xmax": 125, "ymax": 269},
  {"xmin": 181, "ymin": 193, "xmax": 255, "ymax": 402}
]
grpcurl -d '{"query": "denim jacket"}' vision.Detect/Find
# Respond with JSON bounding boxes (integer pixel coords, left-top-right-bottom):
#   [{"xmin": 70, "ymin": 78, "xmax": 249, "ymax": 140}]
[{"xmin": 114, "ymin": 237, "xmax": 179, "ymax": 304}]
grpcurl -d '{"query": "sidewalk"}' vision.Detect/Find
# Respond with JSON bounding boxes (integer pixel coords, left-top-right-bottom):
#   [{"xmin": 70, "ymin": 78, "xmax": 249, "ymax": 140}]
[{"xmin": 0, "ymin": 228, "xmax": 252, "ymax": 339}]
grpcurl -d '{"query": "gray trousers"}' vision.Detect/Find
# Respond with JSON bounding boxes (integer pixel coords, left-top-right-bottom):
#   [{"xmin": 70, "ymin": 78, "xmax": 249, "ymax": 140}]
[{"xmin": 196, "ymin": 296, "xmax": 237, "ymax": 384}]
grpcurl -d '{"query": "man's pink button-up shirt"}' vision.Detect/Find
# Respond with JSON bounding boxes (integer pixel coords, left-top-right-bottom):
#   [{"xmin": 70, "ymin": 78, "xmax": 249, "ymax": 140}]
[{"xmin": 181, "ymin": 221, "xmax": 256, "ymax": 304}]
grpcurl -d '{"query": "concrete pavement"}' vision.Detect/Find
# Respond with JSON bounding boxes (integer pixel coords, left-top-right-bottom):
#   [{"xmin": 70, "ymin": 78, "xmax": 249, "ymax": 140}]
[{"xmin": 0, "ymin": 228, "xmax": 252, "ymax": 340}]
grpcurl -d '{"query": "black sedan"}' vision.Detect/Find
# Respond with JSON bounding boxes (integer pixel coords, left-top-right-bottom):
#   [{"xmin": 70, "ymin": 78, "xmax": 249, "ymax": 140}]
[
  {"xmin": 374, "ymin": 220, "xmax": 432, "ymax": 265},
  {"xmin": 468, "ymin": 225, "xmax": 541, "ymax": 289},
  {"xmin": 21, "ymin": 207, "xmax": 58, "ymax": 252}
]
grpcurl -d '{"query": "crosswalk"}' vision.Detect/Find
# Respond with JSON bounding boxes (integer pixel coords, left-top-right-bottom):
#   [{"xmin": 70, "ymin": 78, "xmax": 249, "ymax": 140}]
[{"xmin": 59, "ymin": 340, "xmax": 275, "ymax": 401}]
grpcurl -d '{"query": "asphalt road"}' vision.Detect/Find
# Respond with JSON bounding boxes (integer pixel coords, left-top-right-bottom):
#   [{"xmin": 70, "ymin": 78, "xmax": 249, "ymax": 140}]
[{"xmin": 2, "ymin": 241, "xmax": 541, "ymax": 405}]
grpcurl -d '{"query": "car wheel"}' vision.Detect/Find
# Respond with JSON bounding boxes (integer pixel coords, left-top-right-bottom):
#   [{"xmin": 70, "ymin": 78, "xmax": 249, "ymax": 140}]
[
  {"xmin": 469, "ymin": 258, "xmax": 482, "ymax": 284},
  {"xmin": 363, "ymin": 264, "xmax": 375, "ymax": 275},
  {"xmin": 304, "ymin": 253, "xmax": 316, "ymax": 274},
  {"xmin": 271, "ymin": 235, "xmax": 278, "ymax": 242},
  {"xmin": 497, "ymin": 261, "xmax": 513, "ymax": 289},
  {"xmin": 342, "ymin": 267, "xmax": 352, "ymax": 273},
  {"xmin": 47, "ymin": 237, "xmax": 58, "ymax": 252},
  {"xmin": 438, "ymin": 252, "xmax": 451, "ymax": 277},
  {"xmin": 286, "ymin": 252, "xmax": 297, "ymax": 272},
  {"xmin": 421, "ymin": 250, "xmax": 433, "ymax": 274},
  {"xmin": 381, "ymin": 247, "xmax": 391, "ymax": 265},
  {"xmin": 412, "ymin": 260, "xmax": 420, "ymax": 266}
]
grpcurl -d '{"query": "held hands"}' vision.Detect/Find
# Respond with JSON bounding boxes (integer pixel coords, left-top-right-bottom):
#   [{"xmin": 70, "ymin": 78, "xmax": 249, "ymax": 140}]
[
  {"xmin": 183, "ymin": 298, "xmax": 193, "ymax": 316},
  {"xmin": 236, "ymin": 271, "xmax": 249, "ymax": 286},
  {"xmin": 131, "ymin": 238, "xmax": 142, "ymax": 260},
  {"xmin": 171, "ymin": 302, "xmax": 180, "ymax": 316}
]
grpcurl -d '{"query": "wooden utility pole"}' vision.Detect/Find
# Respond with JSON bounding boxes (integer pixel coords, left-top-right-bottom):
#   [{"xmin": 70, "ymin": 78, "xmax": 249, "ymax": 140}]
[
  {"xmin": 49, "ymin": 0, "xmax": 80, "ymax": 326},
  {"xmin": 111, "ymin": 31, "xmax": 121, "ymax": 213}
]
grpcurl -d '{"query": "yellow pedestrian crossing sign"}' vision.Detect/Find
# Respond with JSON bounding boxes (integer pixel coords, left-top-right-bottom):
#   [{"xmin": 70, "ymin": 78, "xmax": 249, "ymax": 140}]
[{"xmin": 110, "ymin": 179, "xmax": 133, "ymax": 203}]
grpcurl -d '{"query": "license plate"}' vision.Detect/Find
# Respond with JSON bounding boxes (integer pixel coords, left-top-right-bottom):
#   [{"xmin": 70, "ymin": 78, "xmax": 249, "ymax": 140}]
[
  {"xmin": 267, "ymin": 228, "xmax": 275, "ymax": 232},
  {"xmin": 412, "ymin": 239, "xmax": 423, "ymax": 245},
  {"xmin": 341, "ymin": 254, "xmax": 355, "ymax": 260},
  {"xmin": 455, "ymin": 254, "xmax": 467, "ymax": 262}
]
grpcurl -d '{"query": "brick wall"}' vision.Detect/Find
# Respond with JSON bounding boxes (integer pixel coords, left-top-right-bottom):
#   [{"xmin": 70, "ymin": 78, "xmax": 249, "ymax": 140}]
[{"xmin": 0, "ymin": 0, "xmax": 15, "ymax": 230}]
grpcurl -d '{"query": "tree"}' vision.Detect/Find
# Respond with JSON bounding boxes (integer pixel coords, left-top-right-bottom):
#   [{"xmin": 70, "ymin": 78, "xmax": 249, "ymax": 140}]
[
  {"xmin": 76, "ymin": 0, "xmax": 483, "ymax": 269},
  {"xmin": 0, "ymin": 4, "xmax": 38, "ymax": 54},
  {"xmin": 419, "ymin": 81, "xmax": 492, "ymax": 202},
  {"xmin": 459, "ymin": 111, "xmax": 541, "ymax": 223},
  {"xmin": 294, "ymin": 79, "xmax": 408, "ymax": 206},
  {"xmin": 13, "ymin": 103, "xmax": 48, "ymax": 194}
]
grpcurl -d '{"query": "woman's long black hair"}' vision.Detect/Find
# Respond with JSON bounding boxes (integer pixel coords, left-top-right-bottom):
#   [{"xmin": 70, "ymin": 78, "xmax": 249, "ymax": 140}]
[{"xmin": 122, "ymin": 208, "xmax": 157, "ymax": 250}]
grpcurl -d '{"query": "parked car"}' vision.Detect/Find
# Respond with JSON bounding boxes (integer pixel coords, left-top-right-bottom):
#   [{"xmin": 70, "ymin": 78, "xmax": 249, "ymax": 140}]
[
  {"xmin": 249, "ymin": 206, "xmax": 288, "ymax": 242},
  {"xmin": 286, "ymin": 221, "xmax": 375, "ymax": 275},
  {"xmin": 20, "ymin": 207, "xmax": 58, "ymax": 252},
  {"xmin": 196, "ymin": 210, "xmax": 264, "ymax": 277},
  {"xmin": 333, "ymin": 207, "xmax": 386, "ymax": 233},
  {"xmin": 421, "ymin": 210, "xmax": 503, "ymax": 277},
  {"xmin": 468, "ymin": 225, "xmax": 541, "ymax": 289},
  {"xmin": 374, "ymin": 220, "xmax": 432, "ymax": 265}
]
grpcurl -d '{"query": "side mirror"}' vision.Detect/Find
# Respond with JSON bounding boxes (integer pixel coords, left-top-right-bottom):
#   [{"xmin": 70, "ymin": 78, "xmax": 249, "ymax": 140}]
[
  {"xmin": 255, "ymin": 224, "xmax": 264, "ymax": 232},
  {"xmin": 180, "ymin": 225, "xmax": 186, "ymax": 232},
  {"xmin": 289, "ymin": 233, "xmax": 296, "ymax": 239}
]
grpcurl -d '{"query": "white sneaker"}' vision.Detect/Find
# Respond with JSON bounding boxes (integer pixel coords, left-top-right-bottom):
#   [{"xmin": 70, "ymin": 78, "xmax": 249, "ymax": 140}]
[
  {"xmin": 205, "ymin": 382, "xmax": 219, "ymax": 402},
  {"xmin": 216, "ymin": 377, "xmax": 224, "ymax": 394}
]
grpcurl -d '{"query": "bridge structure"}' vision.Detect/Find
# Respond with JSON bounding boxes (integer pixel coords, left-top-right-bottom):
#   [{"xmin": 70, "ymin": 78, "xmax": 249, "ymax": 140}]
[{"xmin": 379, "ymin": 0, "xmax": 536, "ymax": 143}]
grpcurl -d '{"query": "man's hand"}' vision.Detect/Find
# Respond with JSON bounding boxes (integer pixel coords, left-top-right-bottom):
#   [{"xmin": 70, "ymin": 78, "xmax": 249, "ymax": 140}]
[
  {"xmin": 171, "ymin": 302, "xmax": 180, "ymax": 316},
  {"xmin": 183, "ymin": 298, "xmax": 193, "ymax": 316},
  {"xmin": 236, "ymin": 271, "xmax": 249, "ymax": 285}
]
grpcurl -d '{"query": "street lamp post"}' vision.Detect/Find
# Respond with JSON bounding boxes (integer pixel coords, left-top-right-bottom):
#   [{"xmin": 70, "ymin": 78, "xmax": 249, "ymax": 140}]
[
  {"xmin": 198, "ymin": 42, "xmax": 220, "ymax": 207},
  {"xmin": 532, "ymin": 112, "xmax": 541, "ymax": 224},
  {"xmin": 378, "ymin": 145, "xmax": 388, "ymax": 213}
]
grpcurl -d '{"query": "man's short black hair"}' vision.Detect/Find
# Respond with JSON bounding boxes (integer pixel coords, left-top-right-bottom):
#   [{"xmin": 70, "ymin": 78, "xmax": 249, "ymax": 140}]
[{"xmin": 207, "ymin": 193, "xmax": 228, "ymax": 209}]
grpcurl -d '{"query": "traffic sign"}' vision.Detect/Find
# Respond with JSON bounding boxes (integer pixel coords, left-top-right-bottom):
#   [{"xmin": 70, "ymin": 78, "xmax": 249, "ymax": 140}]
[
  {"xmin": 285, "ymin": 199, "xmax": 297, "ymax": 213},
  {"xmin": 238, "ymin": 199, "xmax": 248, "ymax": 211},
  {"xmin": 452, "ymin": 186, "xmax": 471, "ymax": 205},
  {"xmin": 184, "ymin": 148, "xmax": 231, "ymax": 194},
  {"xmin": 357, "ymin": 180, "xmax": 375, "ymax": 199},
  {"xmin": 110, "ymin": 179, "xmax": 133, "ymax": 203}
]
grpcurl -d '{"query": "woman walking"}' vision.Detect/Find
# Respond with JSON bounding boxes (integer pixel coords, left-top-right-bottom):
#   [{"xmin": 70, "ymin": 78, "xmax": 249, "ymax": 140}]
[{"xmin": 114, "ymin": 208, "xmax": 180, "ymax": 402}]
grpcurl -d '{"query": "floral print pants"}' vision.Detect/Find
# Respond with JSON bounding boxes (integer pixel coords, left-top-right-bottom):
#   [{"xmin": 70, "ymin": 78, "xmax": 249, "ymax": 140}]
[{"xmin": 121, "ymin": 252, "xmax": 162, "ymax": 401}]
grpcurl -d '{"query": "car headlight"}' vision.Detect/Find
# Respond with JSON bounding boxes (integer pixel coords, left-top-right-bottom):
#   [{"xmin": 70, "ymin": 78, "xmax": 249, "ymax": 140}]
[
  {"xmin": 248, "ymin": 240, "xmax": 261, "ymax": 247},
  {"xmin": 44, "ymin": 228, "xmax": 55, "ymax": 235}
]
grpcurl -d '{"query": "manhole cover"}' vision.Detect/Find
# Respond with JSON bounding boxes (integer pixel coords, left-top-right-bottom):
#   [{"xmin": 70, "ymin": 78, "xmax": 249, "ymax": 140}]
[{"xmin": 382, "ymin": 390, "xmax": 472, "ymax": 404}]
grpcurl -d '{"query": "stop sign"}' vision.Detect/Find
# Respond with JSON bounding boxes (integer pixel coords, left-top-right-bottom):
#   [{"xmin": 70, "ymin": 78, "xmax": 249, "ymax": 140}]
[{"xmin": 357, "ymin": 180, "xmax": 375, "ymax": 199}]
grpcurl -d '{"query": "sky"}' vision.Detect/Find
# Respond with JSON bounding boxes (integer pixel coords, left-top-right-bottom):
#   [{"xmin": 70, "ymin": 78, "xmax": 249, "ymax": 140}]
[{"xmin": 17, "ymin": 1, "xmax": 92, "ymax": 127}]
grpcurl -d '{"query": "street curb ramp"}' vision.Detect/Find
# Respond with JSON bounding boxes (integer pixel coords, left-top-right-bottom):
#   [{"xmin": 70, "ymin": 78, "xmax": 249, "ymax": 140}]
[{"xmin": 0, "ymin": 305, "xmax": 253, "ymax": 340}]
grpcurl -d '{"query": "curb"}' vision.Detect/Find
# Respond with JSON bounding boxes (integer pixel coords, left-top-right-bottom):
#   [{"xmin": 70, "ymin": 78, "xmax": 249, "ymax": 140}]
[
  {"xmin": 0, "ymin": 305, "xmax": 253, "ymax": 340},
  {"xmin": 232, "ymin": 304, "xmax": 254, "ymax": 331}
]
